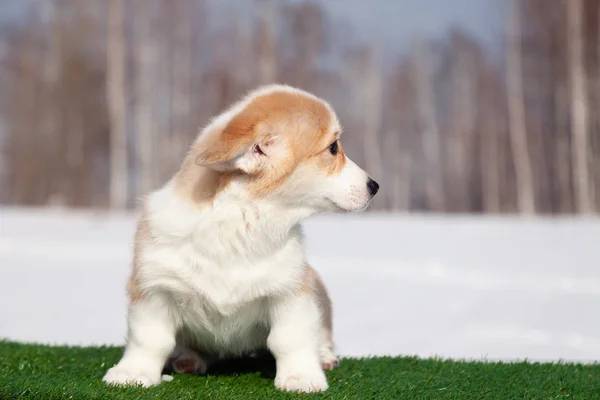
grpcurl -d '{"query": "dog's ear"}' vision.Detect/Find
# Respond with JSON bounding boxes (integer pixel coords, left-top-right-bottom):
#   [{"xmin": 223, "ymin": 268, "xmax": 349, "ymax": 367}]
[{"xmin": 193, "ymin": 112, "xmax": 283, "ymax": 174}]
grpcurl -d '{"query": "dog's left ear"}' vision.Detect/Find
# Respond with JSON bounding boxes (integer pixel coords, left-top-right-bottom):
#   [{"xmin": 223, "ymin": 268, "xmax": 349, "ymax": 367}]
[{"xmin": 193, "ymin": 113, "xmax": 282, "ymax": 174}]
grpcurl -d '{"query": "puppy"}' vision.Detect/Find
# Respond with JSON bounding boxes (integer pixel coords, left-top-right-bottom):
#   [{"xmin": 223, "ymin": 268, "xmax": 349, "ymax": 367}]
[{"xmin": 103, "ymin": 84, "xmax": 380, "ymax": 393}]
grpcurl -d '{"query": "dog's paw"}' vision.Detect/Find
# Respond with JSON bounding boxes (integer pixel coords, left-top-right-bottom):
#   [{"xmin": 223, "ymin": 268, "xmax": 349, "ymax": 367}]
[
  {"xmin": 320, "ymin": 348, "xmax": 339, "ymax": 371},
  {"xmin": 167, "ymin": 348, "xmax": 209, "ymax": 375},
  {"xmin": 275, "ymin": 369, "xmax": 328, "ymax": 393},
  {"xmin": 103, "ymin": 361, "xmax": 162, "ymax": 388}
]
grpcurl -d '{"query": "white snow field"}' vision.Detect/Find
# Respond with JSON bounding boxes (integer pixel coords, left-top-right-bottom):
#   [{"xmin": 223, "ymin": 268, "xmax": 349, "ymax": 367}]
[{"xmin": 1, "ymin": 207, "xmax": 599, "ymax": 363}]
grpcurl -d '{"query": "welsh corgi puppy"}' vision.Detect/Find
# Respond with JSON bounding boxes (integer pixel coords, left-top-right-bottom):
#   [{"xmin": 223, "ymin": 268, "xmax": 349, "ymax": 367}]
[{"xmin": 103, "ymin": 84, "xmax": 380, "ymax": 392}]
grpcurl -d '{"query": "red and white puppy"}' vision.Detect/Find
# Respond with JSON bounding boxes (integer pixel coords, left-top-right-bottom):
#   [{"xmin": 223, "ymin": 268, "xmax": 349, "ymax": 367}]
[{"xmin": 103, "ymin": 84, "xmax": 380, "ymax": 393}]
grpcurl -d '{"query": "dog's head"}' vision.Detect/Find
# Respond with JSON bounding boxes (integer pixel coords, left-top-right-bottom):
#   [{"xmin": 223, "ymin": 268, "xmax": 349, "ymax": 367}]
[{"xmin": 187, "ymin": 84, "xmax": 379, "ymax": 214}]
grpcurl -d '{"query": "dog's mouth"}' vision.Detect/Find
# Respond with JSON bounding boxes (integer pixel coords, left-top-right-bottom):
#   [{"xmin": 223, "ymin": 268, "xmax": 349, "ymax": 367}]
[
  {"xmin": 353, "ymin": 198, "xmax": 374, "ymax": 213},
  {"xmin": 325, "ymin": 197, "xmax": 372, "ymax": 213},
  {"xmin": 356, "ymin": 201, "xmax": 372, "ymax": 212}
]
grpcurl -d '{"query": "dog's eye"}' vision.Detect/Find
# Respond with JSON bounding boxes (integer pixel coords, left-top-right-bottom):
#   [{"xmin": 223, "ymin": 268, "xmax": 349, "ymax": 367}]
[
  {"xmin": 253, "ymin": 144, "xmax": 266, "ymax": 156},
  {"xmin": 329, "ymin": 141, "xmax": 339, "ymax": 155}
]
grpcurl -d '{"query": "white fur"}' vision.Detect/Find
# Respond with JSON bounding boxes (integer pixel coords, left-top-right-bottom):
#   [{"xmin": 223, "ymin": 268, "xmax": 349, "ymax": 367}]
[
  {"xmin": 103, "ymin": 182, "xmax": 325, "ymax": 391},
  {"xmin": 268, "ymin": 292, "xmax": 327, "ymax": 392},
  {"xmin": 103, "ymin": 84, "xmax": 376, "ymax": 393},
  {"xmin": 280, "ymin": 157, "xmax": 373, "ymax": 213},
  {"xmin": 103, "ymin": 293, "xmax": 177, "ymax": 387}
]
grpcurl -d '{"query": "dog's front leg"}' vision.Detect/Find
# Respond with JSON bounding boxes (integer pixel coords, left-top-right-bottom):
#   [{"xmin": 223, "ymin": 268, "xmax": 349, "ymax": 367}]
[
  {"xmin": 103, "ymin": 294, "xmax": 177, "ymax": 387},
  {"xmin": 267, "ymin": 293, "xmax": 328, "ymax": 393}
]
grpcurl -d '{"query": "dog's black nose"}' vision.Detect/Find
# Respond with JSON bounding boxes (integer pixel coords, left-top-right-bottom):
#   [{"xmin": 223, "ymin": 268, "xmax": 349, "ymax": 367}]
[{"xmin": 367, "ymin": 178, "xmax": 379, "ymax": 196}]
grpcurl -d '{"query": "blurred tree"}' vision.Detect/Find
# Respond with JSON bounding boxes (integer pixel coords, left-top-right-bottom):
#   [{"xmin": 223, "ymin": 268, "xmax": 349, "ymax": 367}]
[
  {"xmin": 507, "ymin": 0, "xmax": 536, "ymax": 214},
  {"xmin": 567, "ymin": 0, "xmax": 594, "ymax": 213},
  {"xmin": 411, "ymin": 38, "xmax": 445, "ymax": 212},
  {"xmin": 134, "ymin": 0, "xmax": 157, "ymax": 197},
  {"xmin": 0, "ymin": 0, "xmax": 598, "ymax": 215},
  {"xmin": 107, "ymin": 0, "xmax": 128, "ymax": 209}
]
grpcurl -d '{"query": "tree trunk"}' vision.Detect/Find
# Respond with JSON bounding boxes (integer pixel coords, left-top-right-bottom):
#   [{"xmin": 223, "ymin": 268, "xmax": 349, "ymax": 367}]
[
  {"xmin": 449, "ymin": 42, "xmax": 477, "ymax": 212},
  {"xmin": 135, "ymin": 0, "xmax": 157, "ymax": 196},
  {"xmin": 554, "ymin": 83, "xmax": 573, "ymax": 213},
  {"xmin": 567, "ymin": 0, "xmax": 594, "ymax": 213},
  {"xmin": 384, "ymin": 130, "xmax": 411, "ymax": 211},
  {"xmin": 171, "ymin": 0, "xmax": 193, "ymax": 169},
  {"xmin": 481, "ymin": 84, "xmax": 500, "ymax": 213},
  {"xmin": 412, "ymin": 39, "xmax": 445, "ymax": 212},
  {"xmin": 362, "ymin": 45, "xmax": 384, "ymax": 209},
  {"xmin": 506, "ymin": 0, "xmax": 536, "ymax": 214},
  {"xmin": 107, "ymin": 0, "xmax": 128, "ymax": 209},
  {"xmin": 596, "ymin": 4, "xmax": 600, "ymax": 211}
]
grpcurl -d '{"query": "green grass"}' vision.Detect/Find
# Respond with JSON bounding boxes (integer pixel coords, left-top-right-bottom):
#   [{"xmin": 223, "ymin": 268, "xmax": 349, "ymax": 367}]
[{"xmin": 1, "ymin": 340, "xmax": 599, "ymax": 400}]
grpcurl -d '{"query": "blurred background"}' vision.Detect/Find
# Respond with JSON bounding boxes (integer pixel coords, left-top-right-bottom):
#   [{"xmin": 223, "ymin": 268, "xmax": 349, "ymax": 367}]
[
  {"xmin": 1, "ymin": 0, "xmax": 600, "ymax": 362},
  {"xmin": 3, "ymin": 0, "xmax": 597, "ymax": 214}
]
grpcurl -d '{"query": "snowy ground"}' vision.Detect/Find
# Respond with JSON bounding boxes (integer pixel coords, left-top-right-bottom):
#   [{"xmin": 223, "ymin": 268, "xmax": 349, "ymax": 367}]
[{"xmin": 1, "ymin": 207, "xmax": 599, "ymax": 363}]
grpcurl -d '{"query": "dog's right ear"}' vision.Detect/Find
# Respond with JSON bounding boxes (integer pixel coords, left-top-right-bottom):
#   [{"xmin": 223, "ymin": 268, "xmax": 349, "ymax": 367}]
[
  {"xmin": 193, "ymin": 124, "xmax": 254, "ymax": 172},
  {"xmin": 193, "ymin": 111, "xmax": 283, "ymax": 174}
]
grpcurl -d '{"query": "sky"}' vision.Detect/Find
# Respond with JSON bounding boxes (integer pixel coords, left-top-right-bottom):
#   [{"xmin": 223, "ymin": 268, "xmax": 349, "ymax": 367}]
[
  {"xmin": 0, "ymin": 0, "xmax": 34, "ymax": 24},
  {"xmin": 316, "ymin": 0, "xmax": 507, "ymax": 53},
  {"xmin": 0, "ymin": 0, "xmax": 506, "ymax": 55}
]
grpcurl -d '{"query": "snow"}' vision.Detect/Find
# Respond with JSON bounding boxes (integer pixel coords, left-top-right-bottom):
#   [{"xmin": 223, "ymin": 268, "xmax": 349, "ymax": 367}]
[{"xmin": 1, "ymin": 207, "xmax": 599, "ymax": 363}]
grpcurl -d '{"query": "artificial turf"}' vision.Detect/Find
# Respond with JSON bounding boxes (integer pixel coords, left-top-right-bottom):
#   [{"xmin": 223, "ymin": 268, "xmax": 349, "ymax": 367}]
[{"xmin": 0, "ymin": 340, "xmax": 599, "ymax": 400}]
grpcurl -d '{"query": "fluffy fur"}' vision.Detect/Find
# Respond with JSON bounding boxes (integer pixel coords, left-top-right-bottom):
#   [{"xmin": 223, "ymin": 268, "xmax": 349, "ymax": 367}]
[{"xmin": 102, "ymin": 84, "xmax": 379, "ymax": 393}]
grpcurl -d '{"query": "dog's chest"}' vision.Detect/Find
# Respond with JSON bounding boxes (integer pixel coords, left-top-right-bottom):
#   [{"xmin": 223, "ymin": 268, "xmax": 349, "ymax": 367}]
[
  {"xmin": 143, "ymin": 193, "xmax": 307, "ymax": 350},
  {"xmin": 160, "ymin": 238, "xmax": 304, "ymax": 353},
  {"xmin": 178, "ymin": 240, "xmax": 300, "ymax": 311},
  {"xmin": 180, "ymin": 290, "xmax": 270, "ymax": 354}
]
